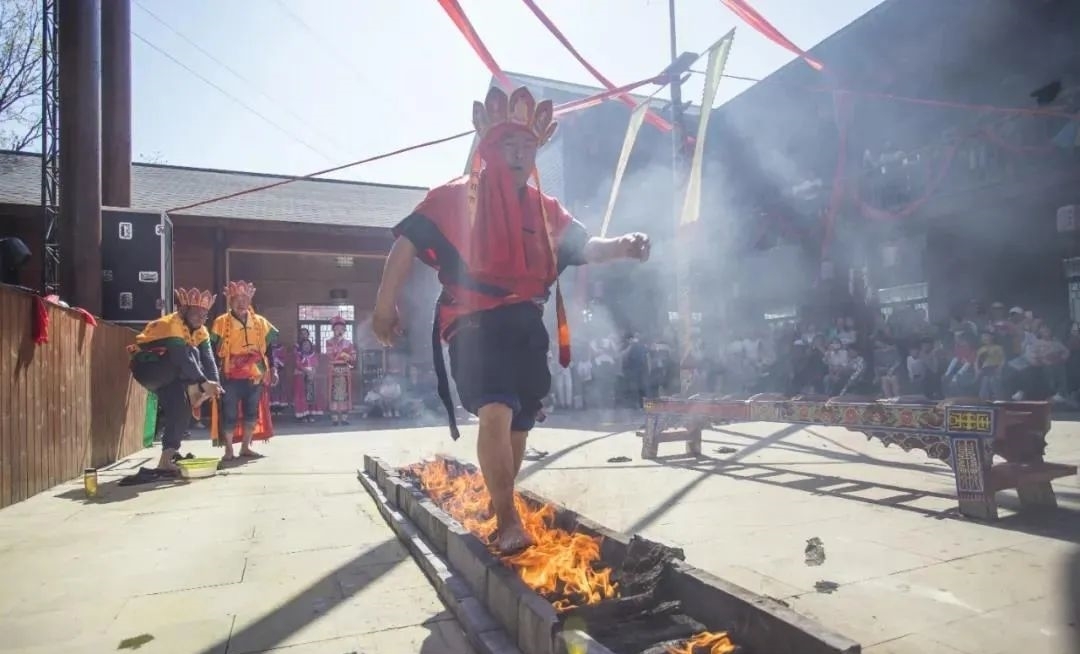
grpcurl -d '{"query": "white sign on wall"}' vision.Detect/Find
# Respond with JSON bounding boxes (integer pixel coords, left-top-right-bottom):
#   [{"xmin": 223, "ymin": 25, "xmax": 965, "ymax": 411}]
[{"xmin": 1057, "ymin": 205, "xmax": 1077, "ymax": 233}]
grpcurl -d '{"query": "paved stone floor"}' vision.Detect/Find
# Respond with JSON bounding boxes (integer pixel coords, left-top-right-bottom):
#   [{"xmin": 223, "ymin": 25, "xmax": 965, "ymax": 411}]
[
  {"xmin": 1, "ymin": 414, "xmax": 1078, "ymax": 654},
  {"xmin": 0, "ymin": 441, "xmax": 477, "ymax": 654}
]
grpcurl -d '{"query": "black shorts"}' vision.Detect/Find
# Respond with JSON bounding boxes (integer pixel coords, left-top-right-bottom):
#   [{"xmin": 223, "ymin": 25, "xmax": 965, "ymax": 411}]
[
  {"xmin": 221, "ymin": 379, "xmax": 263, "ymax": 426},
  {"xmin": 447, "ymin": 303, "xmax": 550, "ymax": 432}
]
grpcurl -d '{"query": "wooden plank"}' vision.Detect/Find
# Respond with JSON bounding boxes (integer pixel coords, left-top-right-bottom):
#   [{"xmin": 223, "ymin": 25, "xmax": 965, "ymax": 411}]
[
  {"xmin": 0, "ymin": 288, "xmax": 14, "ymax": 508},
  {"xmin": 0, "ymin": 285, "xmax": 149, "ymax": 508}
]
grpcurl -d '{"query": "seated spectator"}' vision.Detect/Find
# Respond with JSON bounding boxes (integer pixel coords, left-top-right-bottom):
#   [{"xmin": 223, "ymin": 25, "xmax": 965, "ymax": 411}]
[
  {"xmin": 873, "ymin": 335, "xmax": 901, "ymax": 397},
  {"xmin": 824, "ymin": 339, "xmax": 850, "ymax": 395},
  {"xmin": 839, "ymin": 344, "xmax": 871, "ymax": 395},
  {"xmin": 907, "ymin": 338, "xmax": 943, "ymax": 398},
  {"xmin": 944, "ymin": 332, "xmax": 977, "ymax": 396},
  {"xmin": 1029, "ymin": 324, "xmax": 1070, "ymax": 402},
  {"xmin": 835, "ymin": 316, "xmax": 857, "ymax": 346},
  {"xmin": 792, "ymin": 335, "xmax": 827, "ymax": 394},
  {"xmin": 975, "ymin": 331, "xmax": 1005, "ymax": 400}
]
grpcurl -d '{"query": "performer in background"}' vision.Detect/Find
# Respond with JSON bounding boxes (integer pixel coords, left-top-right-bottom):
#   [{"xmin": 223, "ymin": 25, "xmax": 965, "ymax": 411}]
[
  {"xmin": 210, "ymin": 281, "xmax": 279, "ymax": 459},
  {"xmin": 268, "ymin": 342, "xmax": 289, "ymax": 412},
  {"xmin": 293, "ymin": 338, "xmax": 325, "ymax": 422},
  {"xmin": 128, "ymin": 288, "xmax": 223, "ymax": 471},
  {"xmin": 325, "ymin": 315, "xmax": 357, "ymax": 425},
  {"xmin": 373, "ymin": 86, "xmax": 650, "ymax": 553}
]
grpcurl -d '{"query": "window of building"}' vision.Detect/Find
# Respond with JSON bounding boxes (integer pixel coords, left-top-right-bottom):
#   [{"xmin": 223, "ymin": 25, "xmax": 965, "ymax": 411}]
[
  {"xmin": 763, "ymin": 306, "xmax": 797, "ymax": 322},
  {"xmin": 1069, "ymin": 280, "xmax": 1080, "ymax": 324},
  {"xmin": 877, "ymin": 282, "xmax": 929, "ymax": 321},
  {"xmin": 297, "ymin": 304, "xmax": 355, "ymax": 353}
]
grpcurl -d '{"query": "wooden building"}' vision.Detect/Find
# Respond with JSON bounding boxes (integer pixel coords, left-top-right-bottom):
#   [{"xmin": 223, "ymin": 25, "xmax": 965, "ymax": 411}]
[
  {"xmin": 698, "ymin": 0, "xmax": 1080, "ymax": 329},
  {"xmin": 0, "ymin": 151, "xmax": 436, "ymax": 400}
]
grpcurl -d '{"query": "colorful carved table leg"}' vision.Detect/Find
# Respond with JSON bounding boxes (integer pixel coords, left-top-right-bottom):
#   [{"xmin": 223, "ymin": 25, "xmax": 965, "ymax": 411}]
[{"xmin": 641, "ymin": 396, "xmax": 1076, "ymax": 521}]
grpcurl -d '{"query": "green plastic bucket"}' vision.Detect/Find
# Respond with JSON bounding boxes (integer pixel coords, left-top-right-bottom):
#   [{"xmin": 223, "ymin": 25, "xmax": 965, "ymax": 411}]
[{"xmin": 143, "ymin": 392, "xmax": 158, "ymax": 448}]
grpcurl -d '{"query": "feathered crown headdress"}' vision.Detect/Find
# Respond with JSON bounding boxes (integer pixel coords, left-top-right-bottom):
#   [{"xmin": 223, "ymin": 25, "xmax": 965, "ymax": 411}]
[
  {"xmin": 224, "ymin": 280, "xmax": 256, "ymax": 302},
  {"xmin": 472, "ymin": 86, "xmax": 558, "ymax": 148},
  {"xmin": 175, "ymin": 287, "xmax": 215, "ymax": 310}
]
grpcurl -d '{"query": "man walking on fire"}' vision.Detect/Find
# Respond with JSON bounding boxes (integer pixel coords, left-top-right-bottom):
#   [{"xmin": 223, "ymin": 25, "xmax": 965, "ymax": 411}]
[{"xmin": 372, "ymin": 86, "xmax": 650, "ymax": 553}]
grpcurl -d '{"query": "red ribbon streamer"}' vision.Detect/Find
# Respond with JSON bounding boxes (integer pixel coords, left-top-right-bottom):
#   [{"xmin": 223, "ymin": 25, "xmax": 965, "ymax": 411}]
[
  {"xmin": 520, "ymin": 0, "xmax": 674, "ymax": 133},
  {"xmin": 718, "ymin": 0, "xmax": 824, "ymax": 71},
  {"xmin": 436, "ymin": 0, "xmax": 513, "ymax": 89}
]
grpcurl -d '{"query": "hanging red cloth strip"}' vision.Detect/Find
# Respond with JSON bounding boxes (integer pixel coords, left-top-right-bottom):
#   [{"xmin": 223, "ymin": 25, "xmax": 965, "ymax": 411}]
[
  {"xmin": 32, "ymin": 295, "xmax": 49, "ymax": 345},
  {"xmin": 436, "ymin": 0, "xmax": 514, "ymax": 89},
  {"xmin": 718, "ymin": 0, "xmax": 824, "ymax": 71},
  {"xmin": 520, "ymin": 0, "xmax": 674, "ymax": 133}
]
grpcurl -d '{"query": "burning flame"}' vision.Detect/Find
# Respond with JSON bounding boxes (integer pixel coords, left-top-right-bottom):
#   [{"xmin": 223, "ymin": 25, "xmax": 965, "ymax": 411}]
[
  {"xmin": 666, "ymin": 631, "xmax": 737, "ymax": 654},
  {"xmin": 404, "ymin": 459, "xmax": 618, "ymax": 611}
]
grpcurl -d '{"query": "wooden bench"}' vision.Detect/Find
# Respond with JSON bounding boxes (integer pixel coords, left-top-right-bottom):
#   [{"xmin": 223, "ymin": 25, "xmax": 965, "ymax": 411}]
[{"xmin": 642, "ymin": 393, "xmax": 1076, "ymax": 520}]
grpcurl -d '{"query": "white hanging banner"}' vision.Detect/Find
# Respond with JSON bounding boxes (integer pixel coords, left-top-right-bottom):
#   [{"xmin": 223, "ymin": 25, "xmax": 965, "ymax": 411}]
[
  {"xmin": 599, "ymin": 99, "xmax": 650, "ymax": 237},
  {"xmin": 680, "ymin": 30, "xmax": 734, "ymax": 226}
]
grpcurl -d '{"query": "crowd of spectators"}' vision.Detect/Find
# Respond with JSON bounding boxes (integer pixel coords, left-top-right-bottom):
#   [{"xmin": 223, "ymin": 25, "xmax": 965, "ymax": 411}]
[{"xmin": 544, "ymin": 300, "xmax": 1080, "ymax": 411}]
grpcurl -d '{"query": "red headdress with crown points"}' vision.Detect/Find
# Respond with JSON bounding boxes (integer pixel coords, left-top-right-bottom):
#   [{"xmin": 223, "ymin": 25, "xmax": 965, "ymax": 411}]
[
  {"xmin": 224, "ymin": 280, "xmax": 256, "ymax": 304},
  {"xmin": 465, "ymin": 86, "xmax": 560, "ymax": 282},
  {"xmin": 175, "ymin": 287, "xmax": 215, "ymax": 310}
]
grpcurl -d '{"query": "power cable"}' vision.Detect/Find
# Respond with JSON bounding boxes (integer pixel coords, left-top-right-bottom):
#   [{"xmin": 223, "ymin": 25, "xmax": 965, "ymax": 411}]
[
  {"xmin": 271, "ymin": 0, "xmax": 369, "ymax": 86},
  {"xmin": 132, "ymin": 31, "xmax": 337, "ymax": 163},
  {"xmin": 133, "ymin": 0, "xmax": 346, "ymax": 158}
]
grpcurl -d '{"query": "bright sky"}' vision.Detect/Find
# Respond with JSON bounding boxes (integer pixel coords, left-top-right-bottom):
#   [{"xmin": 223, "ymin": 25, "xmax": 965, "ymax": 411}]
[{"xmin": 131, "ymin": 0, "xmax": 885, "ymax": 189}]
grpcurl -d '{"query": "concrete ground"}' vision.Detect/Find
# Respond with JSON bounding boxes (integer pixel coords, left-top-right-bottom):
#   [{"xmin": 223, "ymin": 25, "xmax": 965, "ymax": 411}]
[
  {"xmin": 0, "ymin": 441, "xmax": 477, "ymax": 654},
  {"xmin": 0, "ymin": 415, "xmax": 1078, "ymax": 654}
]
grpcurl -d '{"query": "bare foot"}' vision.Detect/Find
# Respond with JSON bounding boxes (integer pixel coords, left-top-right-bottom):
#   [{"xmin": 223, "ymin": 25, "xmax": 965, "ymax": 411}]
[
  {"xmin": 496, "ymin": 523, "xmax": 533, "ymax": 555},
  {"xmin": 222, "ymin": 447, "xmax": 236, "ymax": 461},
  {"xmin": 239, "ymin": 448, "xmax": 262, "ymax": 458}
]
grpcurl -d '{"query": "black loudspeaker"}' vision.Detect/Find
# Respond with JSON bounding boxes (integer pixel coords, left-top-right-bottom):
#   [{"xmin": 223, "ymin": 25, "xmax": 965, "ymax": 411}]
[{"xmin": 101, "ymin": 209, "xmax": 174, "ymax": 325}]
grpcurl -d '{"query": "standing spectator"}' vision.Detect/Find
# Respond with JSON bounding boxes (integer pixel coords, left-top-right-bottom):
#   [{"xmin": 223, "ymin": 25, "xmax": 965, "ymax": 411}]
[
  {"xmin": 553, "ymin": 348, "xmax": 574, "ymax": 409},
  {"xmin": 619, "ymin": 332, "xmax": 647, "ymax": 408},
  {"xmin": 1068, "ymin": 323, "xmax": 1080, "ymax": 397}
]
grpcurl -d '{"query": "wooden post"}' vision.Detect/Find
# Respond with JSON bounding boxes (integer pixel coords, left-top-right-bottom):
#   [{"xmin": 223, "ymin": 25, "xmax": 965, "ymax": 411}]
[
  {"xmin": 101, "ymin": 0, "xmax": 132, "ymax": 208},
  {"xmin": 58, "ymin": 0, "xmax": 103, "ymax": 314}
]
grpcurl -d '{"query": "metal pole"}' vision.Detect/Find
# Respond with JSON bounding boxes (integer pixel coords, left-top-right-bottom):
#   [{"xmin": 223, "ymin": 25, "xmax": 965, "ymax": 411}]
[
  {"xmin": 668, "ymin": 0, "xmax": 693, "ymax": 386},
  {"xmin": 58, "ymin": 0, "xmax": 103, "ymax": 314},
  {"xmin": 102, "ymin": 0, "xmax": 132, "ymax": 208}
]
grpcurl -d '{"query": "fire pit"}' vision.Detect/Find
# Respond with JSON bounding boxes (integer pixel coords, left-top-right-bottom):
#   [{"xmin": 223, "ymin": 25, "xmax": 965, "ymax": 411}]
[{"xmin": 359, "ymin": 455, "xmax": 860, "ymax": 654}]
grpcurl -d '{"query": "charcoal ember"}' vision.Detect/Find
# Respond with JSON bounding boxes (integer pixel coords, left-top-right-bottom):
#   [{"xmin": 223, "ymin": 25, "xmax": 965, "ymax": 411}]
[
  {"xmin": 615, "ymin": 536, "xmax": 683, "ymax": 596},
  {"xmin": 561, "ymin": 593, "xmax": 668, "ymax": 625},
  {"xmin": 591, "ymin": 613, "xmax": 706, "ymax": 652}
]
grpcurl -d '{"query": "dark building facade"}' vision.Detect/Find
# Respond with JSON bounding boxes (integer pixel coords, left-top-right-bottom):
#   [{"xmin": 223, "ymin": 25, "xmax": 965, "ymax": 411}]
[{"xmin": 697, "ymin": 0, "xmax": 1080, "ymax": 331}]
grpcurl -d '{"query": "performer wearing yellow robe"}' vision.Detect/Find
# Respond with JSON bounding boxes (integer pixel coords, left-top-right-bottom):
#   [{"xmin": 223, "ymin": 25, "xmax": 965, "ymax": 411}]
[
  {"xmin": 129, "ymin": 288, "xmax": 223, "ymax": 471},
  {"xmin": 209, "ymin": 281, "xmax": 279, "ymax": 459}
]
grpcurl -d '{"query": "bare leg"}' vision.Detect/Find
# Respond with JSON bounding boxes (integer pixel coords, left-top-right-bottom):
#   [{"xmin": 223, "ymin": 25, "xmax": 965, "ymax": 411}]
[
  {"xmin": 240, "ymin": 423, "xmax": 257, "ymax": 456},
  {"xmin": 157, "ymin": 448, "xmax": 180, "ymax": 472},
  {"xmin": 511, "ymin": 430, "xmax": 528, "ymax": 477},
  {"xmin": 222, "ymin": 429, "xmax": 236, "ymax": 459},
  {"xmin": 476, "ymin": 403, "xmax": 532, "ymax": 553}
]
